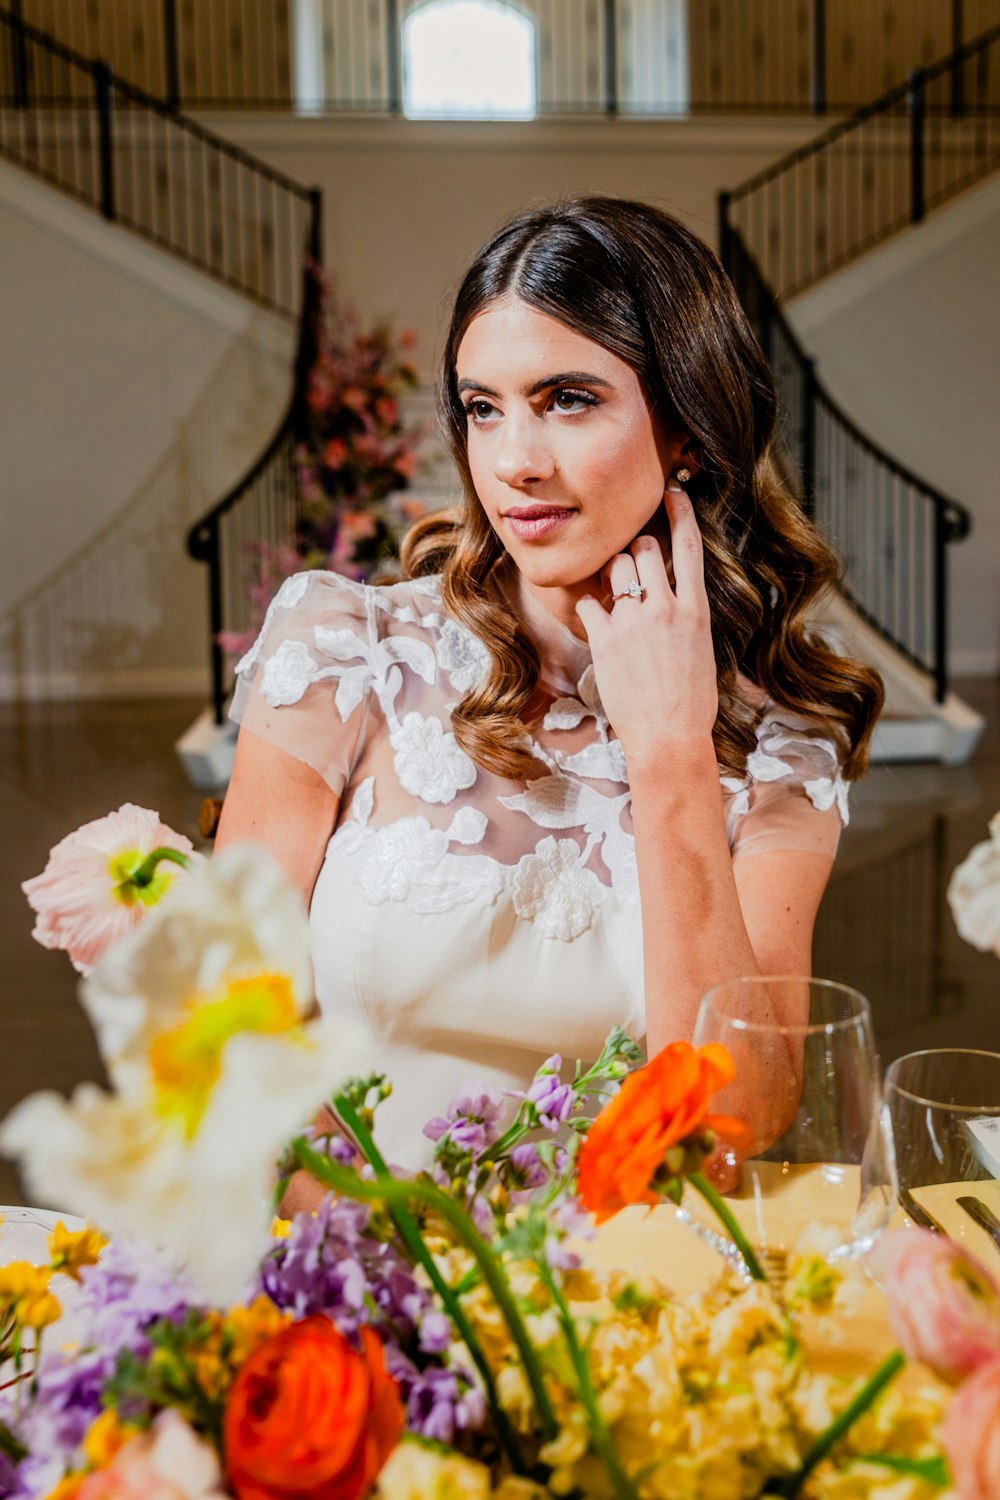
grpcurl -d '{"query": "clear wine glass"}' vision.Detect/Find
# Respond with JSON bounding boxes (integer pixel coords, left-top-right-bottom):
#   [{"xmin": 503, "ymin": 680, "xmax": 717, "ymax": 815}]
[
  {"xmin": 884, "ymin": 1049, "xmax": 1000, "ymax": 1246},
  {"xmin": 685, "ymin": 977, "xmax": 896, "ymax": 1276}
]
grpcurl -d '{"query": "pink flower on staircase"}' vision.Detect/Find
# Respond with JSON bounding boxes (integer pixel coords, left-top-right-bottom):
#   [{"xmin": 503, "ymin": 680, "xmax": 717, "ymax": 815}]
[{"xmin": 22, "ymin": 803, "xmax": 198, "ymax": 975}]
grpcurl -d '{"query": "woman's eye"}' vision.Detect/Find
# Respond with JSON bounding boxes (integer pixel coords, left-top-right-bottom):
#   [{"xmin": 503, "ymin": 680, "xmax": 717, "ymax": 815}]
[
  {"xmin": 552, "ymin": 388, "xmax": 598, "ymax": 413},
  {"xmin": 465, "ymin": 399, "xmax": 496, "ymax": 424}
]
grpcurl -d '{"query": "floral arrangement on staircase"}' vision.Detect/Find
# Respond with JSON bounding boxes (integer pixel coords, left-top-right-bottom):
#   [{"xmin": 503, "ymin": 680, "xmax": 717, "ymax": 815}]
[{"xmin": 220, "ymin": 270, "xmax": 426, "ymax": 661}]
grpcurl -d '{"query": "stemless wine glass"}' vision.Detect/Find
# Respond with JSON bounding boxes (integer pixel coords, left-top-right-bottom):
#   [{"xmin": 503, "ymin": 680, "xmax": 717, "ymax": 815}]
[
  {"xmin": 686, "ymin": 977, "xmax": 896, "ymax": 1273},
  {"xmin": 885, "ymin": 1049, "xmax": 1000, "ymax": 1192}
]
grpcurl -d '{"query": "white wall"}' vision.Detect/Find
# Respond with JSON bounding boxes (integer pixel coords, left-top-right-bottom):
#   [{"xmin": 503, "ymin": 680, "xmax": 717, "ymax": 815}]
[
  {"xmin": 215, "ymin": 115, "xmax": 820, "ymax": 378},
  {"xmin": 789, "ymin": 174, "xmax": 1000, "ymax": 679},
  {"xmin": 0, "ymin": 163, "xmax": 296, "ymax": 699}
]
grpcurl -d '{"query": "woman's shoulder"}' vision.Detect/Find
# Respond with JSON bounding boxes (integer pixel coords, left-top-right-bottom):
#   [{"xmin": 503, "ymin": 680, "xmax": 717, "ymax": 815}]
[{"xmin": 732, "ymin": 673, "xmax": 848, "ymax": 820}]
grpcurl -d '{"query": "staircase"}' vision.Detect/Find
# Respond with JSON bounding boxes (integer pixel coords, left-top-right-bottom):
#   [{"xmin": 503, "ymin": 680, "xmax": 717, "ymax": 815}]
[{"xmin": 718, "ymin": 22, "xmax": 1000, "ymax": 762}]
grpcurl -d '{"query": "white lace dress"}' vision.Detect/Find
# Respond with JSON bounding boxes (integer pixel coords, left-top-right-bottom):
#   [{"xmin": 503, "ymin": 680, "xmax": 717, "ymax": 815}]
[{"xmin": 231, "ymin": 568, "xmax": 848, "ymax": 1168}]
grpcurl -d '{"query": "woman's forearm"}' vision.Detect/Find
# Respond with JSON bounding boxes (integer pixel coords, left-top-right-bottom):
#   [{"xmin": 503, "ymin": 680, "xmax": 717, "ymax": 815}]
[{"xmin": 628, "ymin": 738, "xmax": 761, "ymax": 1054}]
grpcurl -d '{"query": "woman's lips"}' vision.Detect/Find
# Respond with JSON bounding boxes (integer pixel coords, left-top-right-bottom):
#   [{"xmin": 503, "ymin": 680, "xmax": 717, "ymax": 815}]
[{"xmin": 503, "ymin": 506, "xmax": 576, "ymax": 541}]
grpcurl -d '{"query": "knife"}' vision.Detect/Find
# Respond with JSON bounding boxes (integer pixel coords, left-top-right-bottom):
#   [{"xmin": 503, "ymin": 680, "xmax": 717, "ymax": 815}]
[
  {"xmin": 957, "ymin": 1195, "xmax": 1000, "ymax": 1252},
  {"xmin": 899, "ymin": 1187, "xmax": 943, "ymax": 1234}
]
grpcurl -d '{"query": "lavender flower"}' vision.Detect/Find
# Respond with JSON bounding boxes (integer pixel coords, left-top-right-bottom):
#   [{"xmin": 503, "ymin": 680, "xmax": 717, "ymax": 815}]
[
  {"xmin": 387, "ymin": 1354, "xmax": 486, "ymax": 1444},
  {"xmin": 528, "ymin": 1057, "xmax": 575, "ymax": 1131},
  {"xmin": 424, "ymin": 1079, "xmax": 506, "ymax": 1152},
  {"xmin": 1, "ymin": 1237, "xmax": 198, "ymax": 1485}
]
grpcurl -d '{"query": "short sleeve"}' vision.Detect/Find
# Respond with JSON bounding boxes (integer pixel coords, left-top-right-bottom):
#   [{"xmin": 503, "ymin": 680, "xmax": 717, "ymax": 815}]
[
  {"xmin": 229, "ymin": 570, "xmax": 374, "ymax": 798},
  {"xmin": 726, "ymin": 709, "xmax": 849, "ymax": 861}
]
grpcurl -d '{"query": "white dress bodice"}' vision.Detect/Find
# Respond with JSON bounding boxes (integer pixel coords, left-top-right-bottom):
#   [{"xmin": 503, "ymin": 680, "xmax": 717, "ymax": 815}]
[{"xmin": 231, "ymin": 568, "xmax": 847, "ymax": 1168}]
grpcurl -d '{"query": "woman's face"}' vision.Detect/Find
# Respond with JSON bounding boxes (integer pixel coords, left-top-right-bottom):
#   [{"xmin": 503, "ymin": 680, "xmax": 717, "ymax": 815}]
[{"xmin": 455, "ymin": 297, "xmax": 690, "ymax": 617}]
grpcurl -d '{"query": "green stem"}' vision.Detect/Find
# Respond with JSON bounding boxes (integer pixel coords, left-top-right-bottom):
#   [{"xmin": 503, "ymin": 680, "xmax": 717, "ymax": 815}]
[
  {"xmin": 131, "ymin": 847, "xmax": 191, "ymax": 887},
  {"xmin": 689, "ymin": 1171, "xmax": 767, "ymax": 1282},
  {"xmin": 771, "ymin": 1351, "xmax": 905, "ymax": 1498},
  {"xmin": 331, "ymin": 1098, "xmax": 529, "ymax": 1475},
  {"xmin": 538, "ymin": 1260, "xmax": 638, "ymax": 1500},
  {"xmin": 293, "ymin": 1140, "xmax": 558, "ymax": 1443}
]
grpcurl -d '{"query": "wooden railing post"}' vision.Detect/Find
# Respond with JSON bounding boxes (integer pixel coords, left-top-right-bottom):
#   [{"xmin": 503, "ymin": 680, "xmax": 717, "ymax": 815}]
[
  {"xmin": 385, "ymin": 0, "xmax": 402, "ymax": 113},
  {"xmin": 163, "ymin": 0, "xmax": 181, "ymax": 110},
  {"xmin": 308, "ymin": 186, "xmax": 324, "ymax": 265},
  {"xmin": 603, "ymin": 0, "xmax": 618, "ymax": 114},
  {"xmin": 933, "ymin": 505, "xmax": 949, "ymax": 704},
  {"xmin": 811, "ymin": 0, "xmax": 826, "ymax": 114},
  {"xmin": 10, "ymin": 0, "xmax": 30, "ymax": 109},
  {"xmin": 800, "ymin": 357, "xmax": 818, "ymax": 521},
  {"xmin": 908, "ymin": 69, "xmax": 926, "ymax": 223},
  {"xmin": 951, "ymin": 0, "xmax": 965, "ymax": 115},
  {"xmin": 93, "ymin": 59, "xmax": 116, "ymax": 221},
  {"xmin": 717, "ymin": 189, "xmax": 733, "ymax": 277}
]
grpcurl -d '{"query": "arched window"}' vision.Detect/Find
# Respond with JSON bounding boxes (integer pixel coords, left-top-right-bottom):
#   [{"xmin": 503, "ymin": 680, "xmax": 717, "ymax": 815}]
[{"xmin": 403, "ymin": 0, "xmax": 537, "ymax": 120}]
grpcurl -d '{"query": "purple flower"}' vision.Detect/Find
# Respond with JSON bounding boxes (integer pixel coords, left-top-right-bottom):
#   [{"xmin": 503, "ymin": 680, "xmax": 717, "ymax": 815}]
[
  {"xmin": 510, "ymin": 1142, "xmax": 548, "ymax": 1191},
  {"xmin": 527, "ymin": 1070, "xmax": 575, "ymax": 1131},
  {"xmin": 423, "ymin": 1079, "xmax": 507, "ymax": 1153},
  {"xmin": 418, "ymin": 1309, "xmax": 453, "ymax": 1354},
  {"xmin": 396, "ymin": 1361, "xmax": 486, "ymax": 1443}
]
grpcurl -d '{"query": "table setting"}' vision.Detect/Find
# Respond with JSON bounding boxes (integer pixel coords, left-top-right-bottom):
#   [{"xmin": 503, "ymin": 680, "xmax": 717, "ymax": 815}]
[{"xmin": 0, "ymin": 806, "xmax": 998, "ymax": 1499}]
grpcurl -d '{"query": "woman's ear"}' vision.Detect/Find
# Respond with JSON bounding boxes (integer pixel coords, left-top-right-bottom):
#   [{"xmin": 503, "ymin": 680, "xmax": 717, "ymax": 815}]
[{"xmin": 667, "ymin": 438, "xmax": 703, "ymax": 487}]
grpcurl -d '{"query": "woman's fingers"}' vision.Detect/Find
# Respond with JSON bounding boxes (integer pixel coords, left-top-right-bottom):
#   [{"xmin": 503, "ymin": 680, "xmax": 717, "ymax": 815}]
[
  {"xmin": 605, "ymin": 552, "xmax": 643, "ymax": 605},
  {"xmin": 663, "ymin": 481, "xmax": 705, "ymax": 601}
]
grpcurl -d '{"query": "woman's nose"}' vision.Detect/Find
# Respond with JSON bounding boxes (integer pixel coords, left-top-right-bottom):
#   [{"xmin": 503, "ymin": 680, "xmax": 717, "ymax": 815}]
[{"xmin": 492, "ymin": 412, "xmax": 554, "ymax": 486}]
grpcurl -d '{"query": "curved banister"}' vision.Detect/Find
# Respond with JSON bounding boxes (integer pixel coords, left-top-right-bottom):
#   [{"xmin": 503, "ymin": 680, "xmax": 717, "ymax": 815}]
[{"xmin": 0, "ymin": 6, "xmax": 318, "ymax": 319}]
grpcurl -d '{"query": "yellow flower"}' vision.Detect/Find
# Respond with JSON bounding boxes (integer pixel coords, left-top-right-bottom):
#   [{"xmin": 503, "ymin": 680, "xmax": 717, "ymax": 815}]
[
  {"xmin": 375, "ymin": 1438, "xmax": 491, "ymax": 1500},
  {"xmin": 0, "ymin": 1260, "xmax": 62, "ymax": 1328},
  {"xmin": 271, "ymin": 1216, "xmax": 292, "ymax": 1238},
  {"xmin": 82, "ymin": 1408, "xmax": 139, "ymax": 1464},
  {"xmin": 224, "ymin": 1295, "xmax": 293, "ymax": 1367},
  {"xmin": 41, "ymin": 1477, "xmax": 85, "ymax": 1500},
  {"xmin": 49, "ymin": 1222, "xmax": 108, "ymax": 1281}
]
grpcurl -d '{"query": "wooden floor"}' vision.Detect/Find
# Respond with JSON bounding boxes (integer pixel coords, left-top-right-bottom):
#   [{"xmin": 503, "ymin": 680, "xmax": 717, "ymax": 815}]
[{"xmin": 1, "ymin": 685, "xmax": 999, "ymax": 1202}]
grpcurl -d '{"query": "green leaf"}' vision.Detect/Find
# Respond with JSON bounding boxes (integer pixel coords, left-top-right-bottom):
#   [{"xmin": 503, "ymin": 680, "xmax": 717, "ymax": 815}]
[
  {"xmin": 0, "ymin": 1420, "xmax": 28, "ymax": 1462},
  {"xmin": 856, "ymin": 1453, "xmax": 949, "ymax": 1487}
]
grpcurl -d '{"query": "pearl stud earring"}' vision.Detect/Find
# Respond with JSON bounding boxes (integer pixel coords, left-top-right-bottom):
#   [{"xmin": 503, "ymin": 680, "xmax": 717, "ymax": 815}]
[{"xmin": 674, "ymin": 467, "xmax": 692, "ymax": 484}]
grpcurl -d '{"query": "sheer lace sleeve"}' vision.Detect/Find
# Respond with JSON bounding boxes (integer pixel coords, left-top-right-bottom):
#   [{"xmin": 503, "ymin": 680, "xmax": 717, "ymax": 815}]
[
  {"xmin": 229, "ymin": 571, "xmax": 375, "ymax": 797},
  {"xmin": 726, "ymin": 708, "xmax": 849, "ymax": 860}
]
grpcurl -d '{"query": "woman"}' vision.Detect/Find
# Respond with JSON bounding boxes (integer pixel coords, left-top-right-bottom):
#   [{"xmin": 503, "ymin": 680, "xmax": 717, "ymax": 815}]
[{"xmin": 216, "ymin": 196, "xmax": 882, "ymax": 1178}]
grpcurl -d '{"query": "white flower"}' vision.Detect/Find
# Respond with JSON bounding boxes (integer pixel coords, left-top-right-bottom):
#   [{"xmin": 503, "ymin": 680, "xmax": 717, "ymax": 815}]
[
  {"xmin": 274, "ymin": 572, "xmax": 310, "ymax": 610},
  {"xmin": 376, "ymin": 1439, "xmax": 491, "ymax": 1500},
  {"xmin": 948, "ymin": 812, "xmax": 1000, "ymax": 957},
  {"xmin": 391, "ymin": 712, "xmax": 478, "ymax": 804},
  {"xmin": 259, "ymin": 638, "xmax": 319, "ymax": 706},
  {"xmin": 437, "ymin": 618, "xmax": 491, "ymax": 693},
  {"xmin": 0, "ymin": 846, "xmax": 367, "ymax": 1302},
  {"xmin": 360, "ymin": 817, "xmax": 449, "ymax": 903},
  {"xmin": 80, "ymin": 843, "xmax": 314, "ymax": 1077},
  {"xmin": 512, "ymin": 836, "xmax": 603, "ymax": 940}
]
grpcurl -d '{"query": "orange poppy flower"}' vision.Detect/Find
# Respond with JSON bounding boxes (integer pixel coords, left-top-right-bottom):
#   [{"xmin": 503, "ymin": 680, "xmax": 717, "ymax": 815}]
[
  {"xmin": 577, "ymin": 1041, "xmax": 751, "ymax": 1223},
  {"xmin": 225, "ymin": 1315, "xmax": 404, "ymax": 1500}
]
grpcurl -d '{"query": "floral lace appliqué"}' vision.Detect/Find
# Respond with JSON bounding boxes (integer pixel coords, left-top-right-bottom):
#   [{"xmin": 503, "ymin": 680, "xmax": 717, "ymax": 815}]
[
  {"xmin": 511, "ymin": 836, "xmax": 604, "ymax": 941},
  {"xmin": 391, "ymin": 712, "xmax": 478, "ymax": 805},
  {"xmin": 437, "ymin": 619, "xmax": 490, "ymax": 693},
  {"xmin": 258, "ymin": 639, "xmax": 321, "ymax": 707}
]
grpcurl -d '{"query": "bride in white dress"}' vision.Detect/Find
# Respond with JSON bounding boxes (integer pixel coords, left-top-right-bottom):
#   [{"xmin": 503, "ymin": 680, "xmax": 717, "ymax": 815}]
[{"xmin": 216, "ymin": 196, "xmax": 882, "ymax": 1185}]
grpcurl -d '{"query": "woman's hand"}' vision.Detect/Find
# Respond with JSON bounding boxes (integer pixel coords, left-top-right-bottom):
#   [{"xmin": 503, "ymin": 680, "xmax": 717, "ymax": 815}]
[{"xmin": 575, "ymin": 482, "xmax": 718, "ymax": 769}]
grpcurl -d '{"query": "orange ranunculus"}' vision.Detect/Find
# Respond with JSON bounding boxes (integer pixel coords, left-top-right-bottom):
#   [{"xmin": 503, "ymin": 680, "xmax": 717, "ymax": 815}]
[
  {"xmin": 224, "ymin": 1315, "xmax": 404, "ymax": 1500},
  {"xmin": 577, "ymin": 1041, "xmax": 751, "ymax": 1223}
]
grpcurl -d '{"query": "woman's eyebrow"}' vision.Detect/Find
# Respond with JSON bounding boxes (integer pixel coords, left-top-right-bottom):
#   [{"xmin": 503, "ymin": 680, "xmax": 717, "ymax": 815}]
[{"xmin": 456, "ymin": 371, "xmax": 614, "ymax": 398}]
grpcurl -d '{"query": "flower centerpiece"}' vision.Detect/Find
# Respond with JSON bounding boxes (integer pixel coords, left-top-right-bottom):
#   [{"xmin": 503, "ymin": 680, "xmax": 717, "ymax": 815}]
[{"xmin": 1, "ymin": 811, "xmax": 995, "ymax": 1497}]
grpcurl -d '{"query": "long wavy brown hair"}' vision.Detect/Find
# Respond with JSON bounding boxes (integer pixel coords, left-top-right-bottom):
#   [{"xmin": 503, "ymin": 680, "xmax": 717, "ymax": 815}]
[{"xmin": 401, "ymin": 196, "xmax": 883, "ymax": 782}]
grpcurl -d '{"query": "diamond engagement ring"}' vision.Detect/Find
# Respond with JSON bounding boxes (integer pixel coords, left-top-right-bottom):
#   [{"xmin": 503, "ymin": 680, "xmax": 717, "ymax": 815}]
[{"xmin": 611, "ymin": 580, "xmax": 645, "ymax": 602}]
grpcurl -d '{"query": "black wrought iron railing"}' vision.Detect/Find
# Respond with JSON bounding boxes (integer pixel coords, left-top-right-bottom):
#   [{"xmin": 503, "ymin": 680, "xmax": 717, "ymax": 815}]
[
  {"xmin": 727, "ymin": 21, "xmax": 1000, "ymax": 300},
  {"xmin": 11, "ymin": 0, "xmax": 1000, "ymax": 118},
  {"xmin": 0, "ymin": 7, "xmax": 319, "ymax": 319},
  {"xmin": 718, "ymin": 220, "xmax": 970, "ymax": 704},
  {"xmin": 186, "ymin": 256, "xmax": 322, "ymax": 724}
]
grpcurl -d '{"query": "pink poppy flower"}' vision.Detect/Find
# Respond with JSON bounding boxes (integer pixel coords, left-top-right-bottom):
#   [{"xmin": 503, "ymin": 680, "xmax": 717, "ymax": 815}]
[
  {"xmin": 23, "ymin": 804, "xmax": 198, "ymax": 975},
  {"xmin": 942, "ymin": 1358, "xmax": 1000, "ymax": 1500},
  {"xmin": 870, "ymin": 1227, "xmax": 1000, "ymax": 1380},
  {"xmin": 77, "ymin": 1410, "xmax": 224, "ymax": 1500}
]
